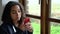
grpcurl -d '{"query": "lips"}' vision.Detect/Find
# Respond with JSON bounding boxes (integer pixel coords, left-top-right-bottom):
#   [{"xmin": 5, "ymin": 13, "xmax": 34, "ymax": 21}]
[{"xmin": 24, "ymin": 17, "xmax": 30, "ymax": 24}]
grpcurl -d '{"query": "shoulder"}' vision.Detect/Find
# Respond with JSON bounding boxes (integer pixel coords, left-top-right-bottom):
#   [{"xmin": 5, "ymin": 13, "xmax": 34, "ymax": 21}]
[
  {"xmin": 0, "ymin": 23, "xmax": 12, "ymax": 34},
  {"xmin": 0, "ymin": 23, "xmax": 9, "ymax": 30},
  {"xmin": 0, "ymin": 25, "xmax": 8, "ymax": 34}
]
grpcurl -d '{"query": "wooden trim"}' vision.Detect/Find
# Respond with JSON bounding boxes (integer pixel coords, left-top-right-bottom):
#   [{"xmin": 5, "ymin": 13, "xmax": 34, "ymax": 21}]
[
  {"xmin": 26, "ymin": 14, "xmax": 40, "ymax": 19},
  {"xmin": 45, "ymin": 0, "xmax": 50, "ymax": 34},
  {"xmin": 41, "ymin": 0, "xmax": 50, "ymax": 34},
  {"xmin": 49, "ymin": 18, "xmax": 60, "ymax": 23},
  {"xmin": 41, "ymin": 0, "xmax": 46, "ymax": 34}
]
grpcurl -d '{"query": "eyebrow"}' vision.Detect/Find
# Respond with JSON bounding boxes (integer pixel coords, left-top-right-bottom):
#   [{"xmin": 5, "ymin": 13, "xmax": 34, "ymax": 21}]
[{"xmin": 11, "ymin": 10, "xmax": 21, "ymax": 12}]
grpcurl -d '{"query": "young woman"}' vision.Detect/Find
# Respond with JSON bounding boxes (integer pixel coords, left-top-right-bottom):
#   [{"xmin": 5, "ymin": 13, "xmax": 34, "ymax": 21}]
[{"xmin": 0, "ymin": 1, "xmax": 33, "ymax": 34}]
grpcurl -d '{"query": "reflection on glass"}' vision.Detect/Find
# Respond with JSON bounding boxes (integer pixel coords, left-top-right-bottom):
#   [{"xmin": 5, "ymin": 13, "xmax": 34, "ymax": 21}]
[
  {"xmin": 50, "ymin": 22, "xmax": 60, "ymax": 34},
  {"xmin": 51, "ymin": 0, "xmax": 60, "ymax": 19},
  {"xmin": 26, "ymin": 0, "xmax": 40, "ymax": 16},
  {"xmin": 30, "ymin": 18, "xmax": 40, "ymax": 34}
]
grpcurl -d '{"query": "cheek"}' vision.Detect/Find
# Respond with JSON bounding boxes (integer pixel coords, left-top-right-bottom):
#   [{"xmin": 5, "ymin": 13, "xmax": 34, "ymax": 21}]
[
  {"xmin": 20, "ymin": 14, "xmax": 21, "ymax": 18},
  {"xmin": 10, "ymin": 13, "xmax": 22, "ymax": 20},
  {"xmin": 18, "ymin": 13, "xmax": 21, "ymax": 18},
  {"xmin": 10, "ymin": 14, "xmax": 16, "ymax": 19}
]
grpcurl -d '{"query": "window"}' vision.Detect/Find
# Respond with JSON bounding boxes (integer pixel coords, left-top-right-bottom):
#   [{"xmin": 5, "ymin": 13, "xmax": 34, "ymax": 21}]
[
  {"xmin": 30, "ymin": 18, "xmax": 40, "ymax": 34},
  {"xmin": 26, "ymin": 0, "xmax": 40, "ymax": 16},
  {"xmin": 50, "ymin": 0, "xmax": 60, "ymax": 34},
  {"xmin": 50, "ymin": 22, "xmax": 60, "ymax": 34},
  {"xmin": 19, "ymin": 0, "xmax": 60, "ymax": 34},
  {"xmin": 25, "ymin": 0, "xmax": 40, "ymax": 34},
  {"xmin": 50, "ymin": 0, "xmax": 60, "ymax": 19}
]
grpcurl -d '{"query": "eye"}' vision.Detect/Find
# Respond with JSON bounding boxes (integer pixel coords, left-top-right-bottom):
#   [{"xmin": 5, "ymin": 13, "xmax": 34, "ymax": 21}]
[
  {"xmin": 18, "ymin": 11, "xmax": 21, "ymax": 13},
  {"xmin": 12, "ymin": 12, "xmax": 16, "ymax": 14},
  {"xmin": 11, "ymin": 10, "xmax": 17, "ymax": 14}
]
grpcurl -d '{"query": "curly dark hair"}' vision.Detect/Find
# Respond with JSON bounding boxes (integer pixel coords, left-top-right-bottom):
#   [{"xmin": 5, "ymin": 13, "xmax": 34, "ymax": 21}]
[{"xmin": 1, "ymin": 1, "xmax": 26, "ymax": 25}]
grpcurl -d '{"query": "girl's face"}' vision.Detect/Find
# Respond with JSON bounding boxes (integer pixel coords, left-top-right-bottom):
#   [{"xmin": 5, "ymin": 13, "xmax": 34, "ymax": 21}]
[{"xmin": 10, "ymin": 5, "xmax": 21, "ymax": 21}]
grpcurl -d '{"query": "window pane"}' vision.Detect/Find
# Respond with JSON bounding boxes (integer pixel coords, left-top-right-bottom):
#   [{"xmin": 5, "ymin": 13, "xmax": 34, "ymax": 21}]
[
  {"xmin": 26, "ymin": 0, "xmax": 41, "ymax": 16},
  {"xmin": 50, "ymin": 0, "xmax": 60, "ymax": 19},
  {"xmin": 30, "ymin": 18, "xmax": 40, "ymax": 34},
  {"xmin": 50, "ymin": 22, "xmax": 60, "ymax": 34}
]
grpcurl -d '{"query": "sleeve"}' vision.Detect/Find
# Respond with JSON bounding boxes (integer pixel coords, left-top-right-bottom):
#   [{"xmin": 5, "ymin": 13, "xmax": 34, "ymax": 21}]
[
  {"xmin": 15, "ymin": 28, "xmax": 23, "ymax": 34},
  {"xmin": 27, "ymin": 31, "xmax": 33, "ymax": 34},
  {"xmin": 16, "ymin": 28, "xmax": 33, "ymax": 34}
]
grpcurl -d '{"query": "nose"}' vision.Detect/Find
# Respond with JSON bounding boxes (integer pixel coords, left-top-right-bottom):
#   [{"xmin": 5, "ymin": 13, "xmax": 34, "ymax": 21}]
[{"xmin": 16, "ymin": 12, "xmax": 19, "ymax": 16}]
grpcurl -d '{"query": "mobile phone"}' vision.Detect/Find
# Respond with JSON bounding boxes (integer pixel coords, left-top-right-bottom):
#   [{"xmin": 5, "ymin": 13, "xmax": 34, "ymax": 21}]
[{"xmin": 24, "ymin": 17, "xmax": 30, "ymax": 24}]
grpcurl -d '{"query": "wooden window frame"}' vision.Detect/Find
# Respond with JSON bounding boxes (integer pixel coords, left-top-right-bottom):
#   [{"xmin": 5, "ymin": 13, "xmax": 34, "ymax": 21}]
[{"xmin": 19, "ymin": 0, "xmax": 60, "ymax": 34}]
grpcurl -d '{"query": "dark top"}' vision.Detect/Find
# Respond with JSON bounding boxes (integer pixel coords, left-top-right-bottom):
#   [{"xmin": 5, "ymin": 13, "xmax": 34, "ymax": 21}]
[{"xmin": 0, "ymin": 22, "xmax": 33, "ymax": 34}]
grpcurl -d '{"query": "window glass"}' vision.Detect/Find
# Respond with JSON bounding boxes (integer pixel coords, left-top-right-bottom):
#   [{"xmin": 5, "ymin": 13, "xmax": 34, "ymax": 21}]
[
  {"xmin": 30, "ymin": 18, "xmax": 40, "ymax": 34},
  {"xmin": 50, "ymin": 22, "xmax": 60, "ymax": 34},
  {"xmin": 26, "ymin": 0, "xmax": 41, "ymax": 16},
  {"xmin": 50, "ymin": 0, "xmax": 60, "ymax": 19}
]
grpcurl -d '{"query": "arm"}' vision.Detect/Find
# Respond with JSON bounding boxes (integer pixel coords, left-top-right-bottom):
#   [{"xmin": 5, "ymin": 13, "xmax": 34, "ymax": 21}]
[
  {"xmin": 27, "ymin": 31, "xmax": 33, "ymax": 34},
  {"xmin": 25, "ymin": 23, "xmax": 33, "ymax": 34}
]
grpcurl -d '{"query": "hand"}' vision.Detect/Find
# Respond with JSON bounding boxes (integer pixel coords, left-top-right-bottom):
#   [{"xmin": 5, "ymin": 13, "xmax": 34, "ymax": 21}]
[
  {"xmin": 18, "ymin": 22, "xmax": 25, "ymax": 31},
  {"xmin": 25, "ymin": 22, "xmax": 33, "ymax": 32}
]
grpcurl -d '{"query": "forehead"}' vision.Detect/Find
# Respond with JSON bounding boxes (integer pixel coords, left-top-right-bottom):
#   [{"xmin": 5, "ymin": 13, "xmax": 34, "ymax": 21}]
[{"xmin": 11, "ymin": 5, "xmax": 20, "ymax": 10}]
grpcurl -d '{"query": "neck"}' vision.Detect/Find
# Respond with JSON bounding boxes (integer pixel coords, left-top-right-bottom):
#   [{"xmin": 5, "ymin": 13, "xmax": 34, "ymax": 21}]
[{"xmin": 13, "ymin": 20, "xmax": 19, "ymax": 27}]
